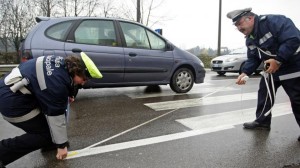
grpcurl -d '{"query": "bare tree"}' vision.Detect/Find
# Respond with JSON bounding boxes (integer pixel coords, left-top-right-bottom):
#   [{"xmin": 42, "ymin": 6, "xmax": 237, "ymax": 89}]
[
  {"xmin": 58, "ymin": 0, "xmax": 68, "ymax": 17},
  {"xmin": 86, "ymin": 0, "xmax": 100, "ymax": 16},
  {"xmin": 99, "ymin": 0, "xmax": 116, "ymax": 17},
  {"xmin": 9, "ymin": 0, "xmax": 36, "ymax": 62},
  {"xmin": 0, "ymin": 0, "xmax": 11, "ymax": 54},
  {"xmin": 120, "ymin": 0, "xmax": 168, "ymax": 27},
  {"xmin": 0, "ymin": 0, "xmax": 35, "ymax": 63},
  {"xmin": 33, "ymin": 0, "xmax": 60, "ymax": 17},
  {"xmin": 141, "ymin": 0, "xmax": 166, "ymax": 27}
]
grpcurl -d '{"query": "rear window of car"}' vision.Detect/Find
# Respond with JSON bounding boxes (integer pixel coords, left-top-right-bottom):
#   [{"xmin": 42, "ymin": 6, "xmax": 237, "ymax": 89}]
[{"xmin": 45, "ymin": 21, "xmax": 74, "ymax": 41}]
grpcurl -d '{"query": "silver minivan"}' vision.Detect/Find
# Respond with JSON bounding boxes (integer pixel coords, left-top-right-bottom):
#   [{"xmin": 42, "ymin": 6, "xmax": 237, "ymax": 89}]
[{"xmin": 19, "ymin": 17, "xmax": 206, "ymax": 93}]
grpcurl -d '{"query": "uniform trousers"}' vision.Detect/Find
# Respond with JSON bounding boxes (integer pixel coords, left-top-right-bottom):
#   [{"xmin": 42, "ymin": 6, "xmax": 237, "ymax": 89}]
[
  {"xmin": 0, "ymin": 112, "xmax": 53, "ymax": 166},
  {"xmin": 255, "ymin": 75, "xmax": 300, "ymax": 128}
]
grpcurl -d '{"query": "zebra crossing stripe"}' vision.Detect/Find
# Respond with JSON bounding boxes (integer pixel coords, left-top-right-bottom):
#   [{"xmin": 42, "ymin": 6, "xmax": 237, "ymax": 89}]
[
  {"xmin": 126, "ymin": 86, "xmax": 238, "ymax": 99},
  {"xmin": 176, "ymin": 102, "xmax": 292, "ymax": 130},
  {"xmin": 67, "ymin": 125, "xmax": 234, "ymax": 159},
  {"xmin": 144, "ymin": 92, "xmax": 257, "ymax": 111}
]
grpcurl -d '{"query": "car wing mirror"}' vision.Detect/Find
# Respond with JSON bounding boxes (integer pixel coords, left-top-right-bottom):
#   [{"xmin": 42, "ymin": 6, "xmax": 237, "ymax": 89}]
[{"xmin": 165, "ymin": 42, "xmax": 174, "ymax": 51}]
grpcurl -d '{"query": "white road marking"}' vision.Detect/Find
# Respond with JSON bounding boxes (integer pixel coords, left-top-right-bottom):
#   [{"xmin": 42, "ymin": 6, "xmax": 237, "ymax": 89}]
[
  {"xmin": 84, "ymin": 109, "xmax": 178, "ymax": 149},
  {"xmin": 66, "ymin": 79, "xmax": 290, "ymax": 160},
  {"xmin": 145, "ymin": 92, "xmax": 257, "ymax": 111},
  {"xmin": 176, "ymin": 102, "xmax": 292, "ymax": 130},
  {"xmin": 67, "ymin": 125, "xmax": 234, "ymax": 159},
  {"xmin": 67, "ymin": 102, "xmax": 292, "ymax": 160},
  {"xmin": 126, "ymin": 86, "xmax": 238, "ymax": 99}
]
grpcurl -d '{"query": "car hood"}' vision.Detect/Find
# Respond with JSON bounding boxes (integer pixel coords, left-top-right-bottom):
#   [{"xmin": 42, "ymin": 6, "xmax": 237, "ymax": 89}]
[{"xmin": 213, "ymin": 54, "xmax": 246, "ymax": 60}]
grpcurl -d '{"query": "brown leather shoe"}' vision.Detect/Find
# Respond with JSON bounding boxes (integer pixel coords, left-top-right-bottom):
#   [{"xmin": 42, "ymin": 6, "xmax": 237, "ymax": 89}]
[{"xmin": 243, "ymin": 121, "xmax": 270, "ymax": 130}]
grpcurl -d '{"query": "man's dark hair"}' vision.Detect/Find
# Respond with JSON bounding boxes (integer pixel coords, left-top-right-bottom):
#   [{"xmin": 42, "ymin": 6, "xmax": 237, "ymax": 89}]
[{"xmin": 64, "ymin": 55, "xmax": 86, "ymax": 79}]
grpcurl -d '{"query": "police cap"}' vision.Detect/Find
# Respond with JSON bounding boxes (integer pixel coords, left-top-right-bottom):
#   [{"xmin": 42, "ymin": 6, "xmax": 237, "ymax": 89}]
[{"xmin": 227, "ymin": 7, "xmax": 252, "ymax": 23}]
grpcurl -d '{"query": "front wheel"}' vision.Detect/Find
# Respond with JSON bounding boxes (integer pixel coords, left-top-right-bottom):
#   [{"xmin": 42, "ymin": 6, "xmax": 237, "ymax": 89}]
[{"xmin": 170, "ymin": 68, "xmax": 194, "ymax": 93}]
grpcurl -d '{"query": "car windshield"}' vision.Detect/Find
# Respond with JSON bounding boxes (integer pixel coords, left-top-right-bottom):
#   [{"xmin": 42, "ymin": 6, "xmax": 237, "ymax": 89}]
[{"xmin": 229, "ymin": 47, "xmax": 247, "ymax": 55}]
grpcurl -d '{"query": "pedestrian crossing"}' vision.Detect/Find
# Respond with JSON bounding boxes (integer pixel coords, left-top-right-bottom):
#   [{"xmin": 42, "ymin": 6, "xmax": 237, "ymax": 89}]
[
  {"xmin": 67, "ymin": 80, "xmax": 292, "ymax": 160},
  {"xmin": 139, "ymin": 81, "xmax": 291, "ymax": 129}
]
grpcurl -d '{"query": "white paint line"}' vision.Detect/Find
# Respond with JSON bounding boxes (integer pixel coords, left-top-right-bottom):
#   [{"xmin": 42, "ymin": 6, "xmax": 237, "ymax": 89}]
[
  {"xmin": 126, "ymin": 86, "xmax": 239, "ymax": 99},
  {"xmin": 67, "ymin": 83, "xmax": 236, "ymax": 159},
  {"xmin": 67, "ymin": 102, "xmax": 292, "ymax": 160},
  {"xmin": 176, "ymin": 102, "xmax": 292, "ymax": 130},
  {"xmin": 66, "ymin": 125, "xmax": 234, "ymax": 159},
  {"xmin": 84, "ymin": 108, "xmax": 178, "ymax": 149},
  {"xmin": 145, "ymin": 92, "xmax": 257, "ymax": 111}
]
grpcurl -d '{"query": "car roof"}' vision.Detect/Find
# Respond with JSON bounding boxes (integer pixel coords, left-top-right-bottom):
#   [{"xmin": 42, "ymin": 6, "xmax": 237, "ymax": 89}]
[{"xmin": 35, "ymin": 16, "xmax": 140, "ymax": 25}]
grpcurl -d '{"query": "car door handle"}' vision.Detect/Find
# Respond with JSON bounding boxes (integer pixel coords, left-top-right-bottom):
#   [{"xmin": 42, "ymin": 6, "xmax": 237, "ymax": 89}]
[
  {"xmin": 72, "ymin": 48, "xmax": 82, "ymax": 53},
  {"xmin": 128, "ymin": 52, "xmax": 137, "ymax": 57}
]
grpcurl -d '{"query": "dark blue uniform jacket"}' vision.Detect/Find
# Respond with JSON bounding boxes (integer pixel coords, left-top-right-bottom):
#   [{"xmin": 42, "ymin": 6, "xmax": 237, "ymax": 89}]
[
  {"xmin": 243, "ymin": 14, "xmax": 300, "ymax": 81},
  {"xmin": 0, "ymin": 56, "xmax": 72, "ymax": 117}
]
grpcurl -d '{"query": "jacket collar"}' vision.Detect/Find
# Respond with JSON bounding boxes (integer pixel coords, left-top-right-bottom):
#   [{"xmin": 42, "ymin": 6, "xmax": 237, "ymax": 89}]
[{"xmin": 248, "ymin": 15, "xmax": 259, "ymax": 40}]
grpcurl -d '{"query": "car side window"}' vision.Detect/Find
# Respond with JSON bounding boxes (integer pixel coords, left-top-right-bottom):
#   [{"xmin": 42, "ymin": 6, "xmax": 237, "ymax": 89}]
[
  {"xmin": 46, "ymin": 21, "xmax": 73, "ymax": 41},
  {"xmin": 146, "ymin": 30, "xmax": 166, "ymax": 50},
  {"xmin": 119, "ymin": 22, "xmax": 150, "ymax": 49},
  {"xmin": 74, "ymin": 20, "xmax": 117, "ymax": 46}
]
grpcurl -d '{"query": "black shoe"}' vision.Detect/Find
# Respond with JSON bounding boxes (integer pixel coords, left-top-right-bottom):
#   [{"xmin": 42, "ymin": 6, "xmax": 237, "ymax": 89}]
[
  {"xmin": 298, "ymin": 136, "xmax": 300, "ymax": 141},
  {"xmin": 243, "ymin": 121, "xmax": 270, "ymax": 130},
  {"xmin": 0, "ymin": 161, "xmax": 5, "ymax": 168}
]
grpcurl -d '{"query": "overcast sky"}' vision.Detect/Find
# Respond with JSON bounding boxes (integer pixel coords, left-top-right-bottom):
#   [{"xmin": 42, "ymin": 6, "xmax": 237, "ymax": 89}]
[{"xmin": 148, "ymin": 0, "xmax": 300, "ymax": 50}]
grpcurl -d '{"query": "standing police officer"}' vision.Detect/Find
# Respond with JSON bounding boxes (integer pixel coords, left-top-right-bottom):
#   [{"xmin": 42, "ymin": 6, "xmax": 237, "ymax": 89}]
[
  {"xmin": 0, "ymin": 52, "xmax": 102, "ymax": 167},
  {"xmin": 227, "ymin": 8, "xmax": 300, "ymax": 141}
]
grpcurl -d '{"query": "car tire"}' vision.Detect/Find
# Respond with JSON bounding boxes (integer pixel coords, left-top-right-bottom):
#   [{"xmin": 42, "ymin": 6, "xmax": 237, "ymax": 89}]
[
  {"xmin": 170, "ymin": 68, "xmax": 194, "ymax": 93},
  {"xmin": 217, "ymin": 72, "xmax": 226, "ymax": 75}
]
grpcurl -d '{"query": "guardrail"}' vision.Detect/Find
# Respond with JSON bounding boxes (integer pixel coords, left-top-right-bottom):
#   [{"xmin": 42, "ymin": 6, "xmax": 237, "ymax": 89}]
[{"xmin": 0, "ymin": 64, "xmax": 18, "ymax": 77}]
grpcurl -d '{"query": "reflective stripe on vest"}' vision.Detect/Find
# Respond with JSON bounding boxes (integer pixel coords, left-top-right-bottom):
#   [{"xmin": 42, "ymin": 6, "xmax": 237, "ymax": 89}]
[
  {"xmin": 279, "ymin": 71, "xmax": 300, "ymax": 81},
  {"xmin": 259, "ymin": 32, "xmax": 272, "ymax": 45},
  {"xmin": 294, "ymin": 46, "xmax": 300, "ymax": 55},
  {"xmin": 2, "ymin": 108, "xmax": 40, "ymax": 123},
  {"xmin": 36, "ymin": 56, "xmax": 47, "ymax": 90}
]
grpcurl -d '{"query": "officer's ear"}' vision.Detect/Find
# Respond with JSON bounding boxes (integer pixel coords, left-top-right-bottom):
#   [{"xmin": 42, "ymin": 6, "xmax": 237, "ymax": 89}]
[{"xmin": 245, "ymin": 17, "xmax": 250, "ymax": 22}]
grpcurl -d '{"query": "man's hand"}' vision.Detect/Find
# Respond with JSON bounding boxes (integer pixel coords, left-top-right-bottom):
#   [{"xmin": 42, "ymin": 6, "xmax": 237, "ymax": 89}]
[
  {"xmin": 56, "ymin": 147, "xmax": 68, "ymax": 160},
  {"xmin": 236, "ymin": 73, "xmax": 248, "ymax": 85},
  {"xmin": 69, "ymin": 96, "xmax": 75, "ymax": 103},
  {"xmin": 264, "ymin": 59, "xmax": 281, "ymax": 73}
]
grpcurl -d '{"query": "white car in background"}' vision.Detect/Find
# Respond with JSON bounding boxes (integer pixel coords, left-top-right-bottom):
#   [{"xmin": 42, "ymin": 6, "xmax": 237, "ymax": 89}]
[{"xmin": 210, "ymin": 47, "xmax": 263, "ymax": 75}]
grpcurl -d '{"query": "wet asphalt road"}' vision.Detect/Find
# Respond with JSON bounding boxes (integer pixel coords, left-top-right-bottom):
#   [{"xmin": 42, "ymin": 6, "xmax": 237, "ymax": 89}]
[{"xmin": 1, "ymin": 70, "xmax": 300, "ymax": 168}]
